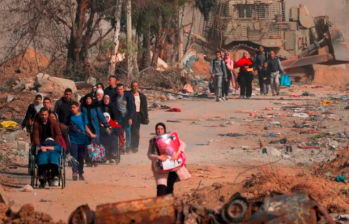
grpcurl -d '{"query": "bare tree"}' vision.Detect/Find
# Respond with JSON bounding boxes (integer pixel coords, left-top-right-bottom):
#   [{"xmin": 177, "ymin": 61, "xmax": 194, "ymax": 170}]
[
  {"xmin": 108, "ymin": 0, "xmax": 124, "ymax": 76},
  {"xmin": 0, "ymin": 0, "xmax": 118, "ymax": 79}
]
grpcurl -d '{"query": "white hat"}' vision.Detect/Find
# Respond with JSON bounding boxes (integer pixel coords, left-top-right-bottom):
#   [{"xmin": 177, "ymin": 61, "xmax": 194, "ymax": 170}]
[
  {"xmin": 96, "ymin": 89, "xmax": 104, "ymax": 94},
  {"xmin": 103, "ymin": 112, "xmax": 110, "ymax": 118},
  {"xmin": 45, "ymin": 138, "xmax": 54, "ymax": 141}
]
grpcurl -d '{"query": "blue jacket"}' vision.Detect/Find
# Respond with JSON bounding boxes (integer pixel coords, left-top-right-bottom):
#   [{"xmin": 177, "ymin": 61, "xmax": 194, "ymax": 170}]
[{"xmin": 81, "ymin": 106, "xmax": 110, "ymax": 141}]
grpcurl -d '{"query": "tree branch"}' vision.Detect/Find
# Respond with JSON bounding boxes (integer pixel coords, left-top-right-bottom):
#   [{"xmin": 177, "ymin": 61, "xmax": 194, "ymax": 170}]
[{"xmin": 88, "ymin": 26, "xmax": 114, "ymax": 49}]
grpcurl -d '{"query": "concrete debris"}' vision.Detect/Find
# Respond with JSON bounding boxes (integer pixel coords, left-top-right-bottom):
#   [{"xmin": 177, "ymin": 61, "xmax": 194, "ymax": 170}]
[
  {"xmin": 262, "ymin": 147, "xmax": 282, "ymax": 157},
  {"xmin": 17, "ymin": 141, "xmax": 30, "ymax": 152},
  {"xmin": 19, "ymin": 184, "xmax": 34, "ymax": 192},
  {"xmin": 87, "ymin": 76, "xmax": 97, "ymax": 86},
  {"xmin": 0, "ymin": 130, "xmax": 22, "ymax": 142},
  {"xmin": 6, "ymin": 94, "xmax": 16, "ymax": 103}
]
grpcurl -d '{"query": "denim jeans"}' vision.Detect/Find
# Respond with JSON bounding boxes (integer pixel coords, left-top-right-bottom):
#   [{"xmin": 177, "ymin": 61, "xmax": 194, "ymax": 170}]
[
  {"xmin": 71, "ymin": 144, "xmax": 86, "ymax": 175},
  {"xmin": 119, "ymin": 114, "xmax": 131, "ymax": 149}
]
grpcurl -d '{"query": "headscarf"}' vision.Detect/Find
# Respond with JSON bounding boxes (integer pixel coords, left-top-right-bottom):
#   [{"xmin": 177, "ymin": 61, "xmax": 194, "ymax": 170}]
[
  {"xmin": 242, "ymin": 51, "xmax": 250, "ymax": 59},
  {"xmin": 103, "ymin": 112, "xmax": 110, "ymax": 119},
  {"xmin": 155, "ymin": 122, "xmax": 167, "ymax": 136},
  {"xmin": 33, "ymin": 93, "xmax": 44, "ymax": 113},
  {"xmin": 83, "ymin": 93, "xmax": 94, "ymax": 108},
  {"xmin": 96, "ymin": 89, "xmax": 104, "ymax": 95}
]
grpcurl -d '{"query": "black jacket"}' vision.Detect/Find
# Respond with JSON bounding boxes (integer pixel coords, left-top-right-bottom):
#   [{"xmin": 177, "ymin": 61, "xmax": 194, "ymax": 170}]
[
  {"xmin": 132, "ymin": 92, "xmax": 149, "ymax": 124},
  {"xmin": 238, "ymin": 58, "xmax": 254, "ymax": 82},
  {"xmin": 21, "ymin": 104, "xmax": 39, "ymax": 128},
  {"xmin": 104, "ymin": 86, "xmax": 118, "ymax": 101},
  {"xmin": 260, "ymin": 68, "xmax": 271, "ymax": 84}
]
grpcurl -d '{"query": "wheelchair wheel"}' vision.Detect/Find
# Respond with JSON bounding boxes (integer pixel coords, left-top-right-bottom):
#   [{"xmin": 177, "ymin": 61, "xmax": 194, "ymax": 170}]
[
  {"xmin": 116, "ymin": 148, "xmax": 121, "ymax": 165},
  {"xmin": 61, "ymin": 163, "xmax": 66, "ymax": 189}
]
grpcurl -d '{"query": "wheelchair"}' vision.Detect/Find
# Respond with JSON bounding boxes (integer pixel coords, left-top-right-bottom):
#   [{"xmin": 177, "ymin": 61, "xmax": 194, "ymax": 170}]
[{"xmin": 29, "ymin": 145, "xmax": 66, "ymax": 189}]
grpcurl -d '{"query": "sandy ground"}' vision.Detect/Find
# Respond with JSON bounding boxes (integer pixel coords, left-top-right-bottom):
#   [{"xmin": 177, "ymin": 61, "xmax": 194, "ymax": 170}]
[{"xmin": 2, "ymin": 85, "xmax": 349, "ymax": 222}]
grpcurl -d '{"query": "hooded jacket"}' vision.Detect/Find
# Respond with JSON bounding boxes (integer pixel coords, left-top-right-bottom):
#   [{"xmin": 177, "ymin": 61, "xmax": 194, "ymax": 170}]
[{"xmin": 21, "ymin": 93, "xmax": 43, "ymax": 128}]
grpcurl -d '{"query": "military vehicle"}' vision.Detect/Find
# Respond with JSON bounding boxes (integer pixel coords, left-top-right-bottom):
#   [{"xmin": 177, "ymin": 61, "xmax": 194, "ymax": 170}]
[{"xmin": 200, "ymin": 0, "xmax": 349, "ymax": 81}]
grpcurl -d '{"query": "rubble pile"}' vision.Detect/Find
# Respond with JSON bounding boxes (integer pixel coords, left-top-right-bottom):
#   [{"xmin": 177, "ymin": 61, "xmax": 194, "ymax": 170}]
[
  {"xmin": 0, "ymin": 48, "xmax": 49, "ymax": 82},
  {"xmin": 0, "ymin": 203, "xmax": 65, "ymax": 224},
  {"xmin": 177, "ymin": 167, "xmax": 349, "ymax": 214}
]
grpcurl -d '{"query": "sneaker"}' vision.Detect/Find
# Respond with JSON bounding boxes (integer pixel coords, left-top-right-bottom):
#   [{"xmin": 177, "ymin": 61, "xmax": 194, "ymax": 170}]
[
  {"xmin": 72, "ymin": 173, "xmax": 78, "ymax": 181},
  {"xmin": 221, "ymin": 97, "xmax": 225, "ymax": 101},
  {"xmin": 224, "ymin": 97, "xmax": 228, "ymax": 101},
  {"xmin": 219, "ymin": 98, "xmax": 223, "ymax": 102},
  {"xmin": 79, "ymin": 175, "xmax": 85, "ymax": 181},
  {"xmin": 110, "ymin": 159, "xmax": 116, "ymax": 163},
  {"xmin": 51, "ymin": 176, "xmax": 59, "ymax": 186}
]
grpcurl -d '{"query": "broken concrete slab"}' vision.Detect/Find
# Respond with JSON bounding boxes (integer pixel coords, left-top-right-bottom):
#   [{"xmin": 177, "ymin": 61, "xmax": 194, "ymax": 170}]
[
  {"xmin": 87, "ymin": 77, "xmax": 97, "ymax": 86},
  {"xmin": 6, "ymin": 94, "xmax": 16, "ymax": 103},
  {"xmin": 262, "ymin": 147, "xmax": 282, "ymax": 157}
]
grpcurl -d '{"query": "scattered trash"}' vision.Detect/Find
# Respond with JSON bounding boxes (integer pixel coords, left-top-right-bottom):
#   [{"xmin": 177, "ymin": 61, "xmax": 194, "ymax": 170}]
[
  {"xmin": 166, "ymin": 120, "xmax": 181, "ymax": 123},
  {"xmin": 218, "ymin": 133, "xmax": 243, "ymax": 137},
  {"xmin": 322, "ymin": 99, "xmax": 333, "ymax": 106},
  {"xmin": 40, "ymin": 199, "xmax": 52, "ymax": 202},
  {"xmin": 334, "ymin": 176, "xmax": 346, "ymax": 183},
  {"xmin": 292, "ymin": 113, "xmax": 309, "ymax": 118},
  {"xmin": 165, "ymin": 108, "xmax": 181, "ymax": 112},
  {"xmin": 0, "ymin": 121, "xmax": 18, "ymax": 128}
]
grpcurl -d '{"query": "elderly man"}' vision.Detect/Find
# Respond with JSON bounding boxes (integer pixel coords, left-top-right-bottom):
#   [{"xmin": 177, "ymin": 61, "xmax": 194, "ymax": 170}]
[
  {"xmin": 268, "ymin": 51, "xmax": 285, "ymax": 96},
  {"xmin": 130, "ymin": 81, "xmax": 149, "ymax": 153}
]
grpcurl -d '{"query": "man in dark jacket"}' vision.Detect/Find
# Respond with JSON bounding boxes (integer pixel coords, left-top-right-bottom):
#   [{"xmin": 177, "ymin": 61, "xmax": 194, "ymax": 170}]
[
  {"xmin": 32, "ymin": 108, "xmax": 62, "ymax": 147},
  {"xmin": 104, "ymin": 76, "xmax": 120, "ymax": 101},
  {"xmin": 130, "ymin": 81, "xmax": 149, "ymax": 153},
  {"xmin": 115, "ymin": 83, "xmax": 134, "ymax": 153},
  {"xmin": 209, "ymin": 51, "xmax": 228, "ymax": 102},
  {"xmin": 268, "ymin": 51, "xmax": 285, "ymax": 96},
  {"xmin": 254, "ymin": 46, "xmax": 270, "ymax": 94},
  {"xmin": 54, "ymin": 88, "xmax": 76, "ymax": 126}
]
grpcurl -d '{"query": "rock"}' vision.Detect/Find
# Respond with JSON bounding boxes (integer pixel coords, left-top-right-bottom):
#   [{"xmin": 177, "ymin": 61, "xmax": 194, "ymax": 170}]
[
  {"xmin": 0, "ymin": 183, "xmax": 9, "ymax": 205},
  {"xmin": 154, "ymin": 94, "xmax": 161, "ymax": 99},
  {"xmin": 48, "ymin": 76, "xmax": 77, "ymax": 92},
  {"xmin": 1, "ymin": 111, "xmax": 13, "ymax": 120},
  {"xmin": 160, "ymin": 95, "xmax": 167, "ymax": 100},
  {"xmin": 0, "ymin": 130, "xmax": 22, "ymax": 142},
  {"xmin": 292, "ymin": 113, "xmax": 309, "ymax": 118},
  {"xmin": 262, "ymin": 147, "xmax": 281, "ymax": 157},
  {"xmin": 17, "ymin": 141, "xmax": 30, "ymax": 152},
  {"xmin": 6, "ymin": 94, "xmax": 16, "ymax": 103},
  {"xmin": 19, "ymin": 184, "xmax": 34, "ymax": 192},
  {"xmin": 147, "ymin": 96, "xmax": 154, "ymax": 101},
  {"xmin": 167, "ymin": 95, "xmax": 176, "ymax": 100},
  {"xmin": 87, "ymin": 76, "xmax": 97, "ymax": 86}
]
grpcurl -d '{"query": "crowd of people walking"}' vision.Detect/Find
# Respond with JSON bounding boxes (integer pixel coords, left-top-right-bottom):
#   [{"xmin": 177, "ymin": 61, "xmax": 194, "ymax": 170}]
[
  {"xmin": 210, "ymin": 46, "xmax": 285, "ymax": 101},
  {"xmin": 23, "ymin": 77, "xmax": 149, "ymax": 188},
  {"xmin": 21, "ymin": 45, "xmax": 285, "ymax": 196}
]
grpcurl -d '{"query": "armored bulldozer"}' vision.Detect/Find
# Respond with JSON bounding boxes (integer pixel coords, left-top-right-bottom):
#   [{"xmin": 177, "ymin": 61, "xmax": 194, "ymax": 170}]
[{"xmin": 202, "ymin": 0, "xmax": 349, "ymax": 82}]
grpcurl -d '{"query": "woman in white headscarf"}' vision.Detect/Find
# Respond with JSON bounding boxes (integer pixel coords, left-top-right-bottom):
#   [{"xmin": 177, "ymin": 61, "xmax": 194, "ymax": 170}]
[
  {"xmin": 234, "ymin": 51, "xmax": 254, "ymax": 99},
  {"xmin": 21, "ymin": 93, "xmax": 44, "ymax": 132}
]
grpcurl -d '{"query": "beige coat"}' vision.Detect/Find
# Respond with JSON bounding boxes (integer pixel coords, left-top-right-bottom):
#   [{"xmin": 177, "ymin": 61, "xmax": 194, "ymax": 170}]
[{"xmin": 147, "ymin": 139, "xmax": 191, "ymax": 186}]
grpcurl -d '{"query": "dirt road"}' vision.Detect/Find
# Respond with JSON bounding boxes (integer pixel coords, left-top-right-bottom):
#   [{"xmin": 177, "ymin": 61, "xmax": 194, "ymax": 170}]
[{"xmin": 3, "ymin": 86, "xmax": 348, "ymax": 222}]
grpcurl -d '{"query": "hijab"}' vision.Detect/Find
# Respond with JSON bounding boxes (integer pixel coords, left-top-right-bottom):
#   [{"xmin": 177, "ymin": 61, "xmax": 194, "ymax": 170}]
[
  {"xmin": 33, "ymin": 93, "xmax": 44, "ymax": 113},
  {"xmin": 155, "ymin": 123, "xmax": 167, "ymax": 136},
  {"xmin": 242, "ymin": 51, "xmax": 250, "ymax": 59}
]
